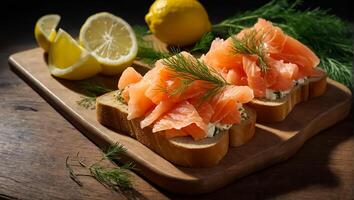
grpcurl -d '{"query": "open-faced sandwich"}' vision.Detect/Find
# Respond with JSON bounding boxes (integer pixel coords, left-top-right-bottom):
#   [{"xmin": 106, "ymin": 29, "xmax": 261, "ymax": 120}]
[
  {"xmin": 201, "ymin": 18, "xmax": 327, "ymax": 122},
  {"xmin": 96, "ymin": 52, "xmax": 257, "ymax": 167}
]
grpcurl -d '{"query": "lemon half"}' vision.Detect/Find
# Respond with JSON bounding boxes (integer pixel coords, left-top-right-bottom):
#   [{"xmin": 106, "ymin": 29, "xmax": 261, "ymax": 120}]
[
  {"xmin": 34, "ymin": 14, "xmax": 61, "ymax": 52},
  {"xmin": 48, "ymin": 29, "xmax": 101, "ymax": 80},
  {"xmin": 79, "ymin": 12, "xmax": 138, "ymax": 75}
]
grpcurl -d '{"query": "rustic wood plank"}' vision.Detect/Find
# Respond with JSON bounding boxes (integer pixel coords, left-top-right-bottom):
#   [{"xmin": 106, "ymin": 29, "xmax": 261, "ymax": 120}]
[
  {"xmin": 8, "ymin": 48, "xmax": 352, "ymax": 194},
  {"xmin": 0, "ymin": 54, "xmax": 167, "ymax": 199}
]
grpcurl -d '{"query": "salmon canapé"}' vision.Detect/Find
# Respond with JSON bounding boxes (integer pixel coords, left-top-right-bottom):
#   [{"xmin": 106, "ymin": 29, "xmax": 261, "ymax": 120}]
[
  {"xmin": 117, "ymin": 52, "xmax": 254, "ymax": 140},
  {"xmin": 201, "ymin": 18, "xmax": 321, "ymax": 99}
]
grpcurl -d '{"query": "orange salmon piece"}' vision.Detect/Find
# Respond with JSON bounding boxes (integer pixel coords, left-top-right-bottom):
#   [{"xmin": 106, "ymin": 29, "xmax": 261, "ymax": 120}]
[
  {"xmin": 254, "ymin": 18, "xmax": 319, "ymax": 77},
  {"xmin": 153, "ymin": 101, "xmax": 207, "ymax": 140},
  {"xmin": 210, "ymin": 85, "xmax": 253, "ymax": 123},
  {"xmin": 118, "ymin": 67, "xmax": 143, "ymax": 90},
  {"xmin": 242, "ymin": 56, "xmax": 267, "ymax": 97},
  {"xmin": 127, "ymin": 80, "xmax": 155, "ymax": 120}
]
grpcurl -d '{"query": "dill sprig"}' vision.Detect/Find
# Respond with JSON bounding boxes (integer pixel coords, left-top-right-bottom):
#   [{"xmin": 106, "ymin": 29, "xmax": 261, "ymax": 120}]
[
  {"xmin": 76, "ymin": 82, "xmax": 113, "ymax": 109},
  {"xmin": 190, "ymin": 32, "xmax": 215, "ymax": 53},
  {"xmin": 103, "ymin": 143, "xmax": 127, "ymax": 161},
  {"xmin": 65, "ymin": 143, "xmax": 134, "ymax": 191},
  {"xmin": 80, "ymin": 82, "xmax": 113, "ymax": 97},
  {"xmin": 89, "ymin": 165, "xmax": 132, "ymax": 190},
  {"xmin": 133, "ymin": 25, "xmax": 172, "ymax": 65},
  {"xmin": 192, "ymin": 0, "xmax": 353, "ymax": 87},
  {"xmin": 230, "ymin": 30, "xmax": 269, "ymax": 72},
  {"xmin": 162, "ymin": 53, "xmax": 229, "ymax": 100},
  {"xmin": 65, "ymin": 156, "xmax": 83, "ymax": 186}
]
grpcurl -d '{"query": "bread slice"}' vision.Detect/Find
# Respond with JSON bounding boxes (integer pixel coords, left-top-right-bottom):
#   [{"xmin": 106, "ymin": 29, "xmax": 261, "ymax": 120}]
[
  {"xmin": 229, "ymin": 107, "xmax": 257, "ymax": 147},
  {"xmin": 248, "ymin": 69, "xmax": 327, "ymax": 123},
  {"xmin": 96, "ymin": 91, "xmax": 256, "ymax": 167}
]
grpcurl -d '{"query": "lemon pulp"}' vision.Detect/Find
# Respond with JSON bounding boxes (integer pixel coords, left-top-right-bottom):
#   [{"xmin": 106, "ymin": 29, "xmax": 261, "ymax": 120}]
[
  {"xmin": 79, "ymin": 12, "xmax": 138, "ymax": 75},
  {"xmin": 34, "ymin": 14, "xmax": 61, "ymax": 52},
  {"xmin": 48, "ymin": 29, "xmax": 101, "ymax": 80}
]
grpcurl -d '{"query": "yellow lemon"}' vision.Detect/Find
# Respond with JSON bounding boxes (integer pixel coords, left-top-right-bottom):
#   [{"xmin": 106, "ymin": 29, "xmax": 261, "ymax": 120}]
[
  {"xmin": 145, "ymin": 0, "xmax": 211, "ymax": 46},
  {"xmin": 48, "ymin": 29, "xmax": 101, "ymax": 80},
  {"xmin": 79, "ymin": 12, "xmax": 138, "ymax": 75},
  {"xmin": 34, "ymin": 14, "xmax": 61, "ymax": 52}
]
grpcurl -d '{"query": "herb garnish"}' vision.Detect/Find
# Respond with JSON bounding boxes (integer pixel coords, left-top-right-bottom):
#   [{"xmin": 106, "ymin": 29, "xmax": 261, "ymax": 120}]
[
  {"xmin": 192, "ymin": 0, "xmax": 353, "ymax": 87},
  {"xmin": 133, "ymin": 25, "xmax": 172, "ymax": 65},
  {"xmin": 190, "ymin": 32, "xmax": 215, "ymax": 53},
  {"xmin": 76, "ymin": 82, "xmax": 113, "ymax": 109},
  {"xmin": 162, "ymin": 53, "xmax": 229, "ymax": 101},
  {"xmin": 230, "ymin": 30, "xmax": 269, "ymax": 72},
  {"xmin": 65, "ymin": 143, "xmax": 134, "ymax": 191},
  {"xmin": 114, "ymin": 89, "xmax": 127, "ymax": 105}
]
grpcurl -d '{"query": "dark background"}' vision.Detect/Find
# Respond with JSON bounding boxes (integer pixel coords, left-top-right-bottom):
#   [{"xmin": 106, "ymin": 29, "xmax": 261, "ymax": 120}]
[
  {"xmin": 0, "ymin": 1, "xmax": 353, "ymax": 199},
  {"xmin": 1, "ymin": 0, "xmax": 353, "ymax": 49}
]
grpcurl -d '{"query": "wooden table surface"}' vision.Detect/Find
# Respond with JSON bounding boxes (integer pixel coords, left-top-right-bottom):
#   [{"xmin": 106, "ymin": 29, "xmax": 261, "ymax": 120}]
[{"xmin": 1, "ymin": 41, "xmax": 353, "ymax": 199}]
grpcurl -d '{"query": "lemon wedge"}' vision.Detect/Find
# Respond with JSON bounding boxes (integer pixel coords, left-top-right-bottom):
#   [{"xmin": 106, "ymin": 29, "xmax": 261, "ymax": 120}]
[
  {"xmin": 79, "ymin": 12, "xmax": 138, "ymax": 75},
  {"xmin": 48, "ymin": 29, "xmax": 101, "ymax": 80},
  {"xmin": 34, "ymin": 14, "xmax": 61, "ymax": 52}
]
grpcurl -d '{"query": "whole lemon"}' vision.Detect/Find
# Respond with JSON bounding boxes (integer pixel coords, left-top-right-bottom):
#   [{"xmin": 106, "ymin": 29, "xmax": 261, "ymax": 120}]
[{"xmin": 145, "ymin": 0, "xmax": 211, "ymax": 46}]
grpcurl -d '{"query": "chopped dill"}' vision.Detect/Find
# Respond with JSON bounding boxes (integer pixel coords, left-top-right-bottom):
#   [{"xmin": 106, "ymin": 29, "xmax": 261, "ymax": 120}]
[
  {"xmin": 114, "ymin": 89, "xmax": 127, "ymax": 105},
  {"xmin": 77, "ymin": 96, "xmax": 96, "ymax": 110}
]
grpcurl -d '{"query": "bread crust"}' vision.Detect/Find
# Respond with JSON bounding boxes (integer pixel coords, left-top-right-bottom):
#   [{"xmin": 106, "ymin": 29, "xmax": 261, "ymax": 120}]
[
  {"xmin": 229, "ymin": 107, "xmax": 257, "ymax": 147},
  {"xmin": 248, "ymin": 70, "xmax": 327, "ymax": 123},
  {"xmin": 96, "ymin": 91, "xmax": 256, "ymax": 167}
]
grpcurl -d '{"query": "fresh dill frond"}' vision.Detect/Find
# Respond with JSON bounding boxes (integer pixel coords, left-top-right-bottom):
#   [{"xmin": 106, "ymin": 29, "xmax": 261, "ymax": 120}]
[
  {"xmin": 193, "ymin": 0, "xmax": 353, "ymax": 87},
  {"xmin": 190, "ymin": 32, "xmax": 215, "ymax": 53},
  {"xmin": 230, "ymin": 30, "xmax": 269, "ymax": 72},
  {"xmin": 104, "ymin": 142, "xmax": 127, "ymax": 161},
  {"xmin": 76, "ymin": 82, "xmax": 113, "ymax": 109},
  {"xmin": 133, "ymin": 25, "xmax": 172, "ymax": 65},
  {"xmin": 65, "ymin": 156, "xmax": 83, "ymax": 187},
  {"xmin": 133, "ymin": 25, "xmax": 149, "ymax": 37},
  {"xmin": 89, "ymin": 165, "xmax": 133, "ymax": 190},
  {"xmin": 80, "ymin": 82, "xmax": 113, "ymax": 97},
  {"xmin": 320, "ymin": 57, "xmax": 352, "ymax": 87},
  {"xmin": 137, "ymin": 44, "xmax": 171, "ymax": 65},
  {"xmin": 66, "ymin": 142, "xmax": 134, "ymax": 191},
  {"xmin": 162, "ymin": 53, "xmax": 229, "ymax": 100}
]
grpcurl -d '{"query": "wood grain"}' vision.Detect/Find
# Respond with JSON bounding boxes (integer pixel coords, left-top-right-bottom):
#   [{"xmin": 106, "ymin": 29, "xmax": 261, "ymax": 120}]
[
  {"xmin": 8, "ymin": 48, "xmax": 352, "ymax": 194},
  {"xmin": 1, "ymin": 46, "xmax": 167, "ymax": 200}
]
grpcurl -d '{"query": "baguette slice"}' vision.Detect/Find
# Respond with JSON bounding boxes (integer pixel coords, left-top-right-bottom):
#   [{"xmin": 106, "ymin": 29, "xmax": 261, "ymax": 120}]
[
  {"xmin": 229, "ymin": 107, "xmax": 257, "ymax": 147},
  {"xmin": 96, "ymin": 91, "xmax": 256, "ymax": 167},
  {"xmin": 96, "ymin": 91, "xmax": 228, "ymax": 167},
  {"xmin": 248, "ymin": 68, "xmax": 327, "ymax": 123}
]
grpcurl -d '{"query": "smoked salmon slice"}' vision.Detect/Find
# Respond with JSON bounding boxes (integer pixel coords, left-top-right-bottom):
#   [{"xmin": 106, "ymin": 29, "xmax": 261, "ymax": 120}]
[
  {"xmin": 153, "ymin": 101, "xmax": 207, "ymax": 140},
  {"xmin": 118, "ymin": 67, "xmax": 142, "ymax": 90},
  {"xmin": 117, "ymin": 51, "xmax": 254, "ymax": 140},
  {"xmin": 210, "ymin": 85, "xmax": 254, "ymax": 122},
  {"xmin": 253, "ymin": 18, "xmax": 319, "ymax": 78},
  {"xmin": 202, "ymin": 18, "xmax": 320, "ymax": 98},
  {"xmin": 126, "ymin": 80, "xmax": 154, "ymax": 120}
]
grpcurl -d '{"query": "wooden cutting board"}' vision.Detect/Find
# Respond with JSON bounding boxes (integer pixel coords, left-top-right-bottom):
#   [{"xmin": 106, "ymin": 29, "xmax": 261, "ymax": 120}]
[{"xmin": 9, "ymin": 48, "xmax": 352, "ymax": 194}]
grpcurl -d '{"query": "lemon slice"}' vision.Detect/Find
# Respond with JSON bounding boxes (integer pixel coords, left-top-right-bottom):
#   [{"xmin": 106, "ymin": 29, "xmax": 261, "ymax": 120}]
[
  {"xmin": 34, "ymin": 14, "xmax": 61, "ymax": 52},
  {"xmin": 48, "ymin": 29, "xmax": 101, "ymax": 80},
  {"xmin": 79, "ymin": 12, "xmax": 138, "ymax": 75}
]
